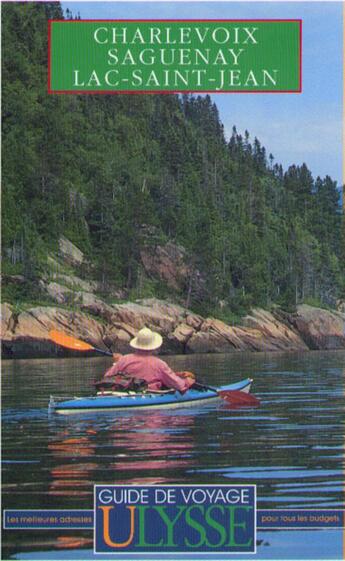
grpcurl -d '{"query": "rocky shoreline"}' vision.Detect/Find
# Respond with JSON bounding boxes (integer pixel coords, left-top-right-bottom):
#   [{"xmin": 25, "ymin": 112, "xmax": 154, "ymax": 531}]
[
  {"xmin": 2, "ymin": 298, "xmax": 345, "ymax": 359},
  {"xmin": 2, "ymin": 236, "xmax": 345, "ymax": 359}
]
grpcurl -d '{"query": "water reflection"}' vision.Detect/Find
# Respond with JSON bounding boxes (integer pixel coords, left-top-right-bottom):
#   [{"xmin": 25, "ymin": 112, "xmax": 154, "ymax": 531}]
[
  {"xmin": 55, "ymin": 536, "xmax": 93, "ymax": 550},
  {"xmin": 47, "ymin": 409, "xmax": 199, "ymax": 497}
]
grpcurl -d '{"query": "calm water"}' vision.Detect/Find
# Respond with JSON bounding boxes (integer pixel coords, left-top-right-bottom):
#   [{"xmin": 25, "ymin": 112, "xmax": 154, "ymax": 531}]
[{"xmin": 2, "ymin": 351, "xmax": 344, "ymax": 560}]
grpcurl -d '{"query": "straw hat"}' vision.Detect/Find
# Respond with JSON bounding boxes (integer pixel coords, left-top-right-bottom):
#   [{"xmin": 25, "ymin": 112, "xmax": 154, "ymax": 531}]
[{"xmin": 130, "ymin": 327, "xmax": 163, "ymax": 351}]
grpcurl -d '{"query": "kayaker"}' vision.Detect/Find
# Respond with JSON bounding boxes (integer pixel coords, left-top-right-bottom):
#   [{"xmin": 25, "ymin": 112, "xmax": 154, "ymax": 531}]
[{"xmin": 103, "ymin": 327, "xmax": 195, "ymax": 393}]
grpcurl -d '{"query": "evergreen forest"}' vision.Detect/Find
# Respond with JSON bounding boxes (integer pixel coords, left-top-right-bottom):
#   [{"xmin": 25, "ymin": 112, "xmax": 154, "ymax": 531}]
[{"xmin": 2, "ymin": 2, "xmax": 344, "ymax": 318}]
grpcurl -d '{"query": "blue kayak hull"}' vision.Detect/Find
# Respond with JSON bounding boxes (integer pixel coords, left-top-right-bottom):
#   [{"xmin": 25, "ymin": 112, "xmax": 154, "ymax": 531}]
[{"xmin": 49, "ymin": 378, "xmax": 252, "ymax": 414}]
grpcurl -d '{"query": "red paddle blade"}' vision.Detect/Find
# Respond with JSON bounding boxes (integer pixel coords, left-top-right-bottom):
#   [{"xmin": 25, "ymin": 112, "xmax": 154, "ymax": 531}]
[
  {"xmin": 218, "ymin": 390, "xmax": 260, "ymax": 407},
  {"xmin": 49, "ymin": 330, "xmax": 95, "ymax": 352}
]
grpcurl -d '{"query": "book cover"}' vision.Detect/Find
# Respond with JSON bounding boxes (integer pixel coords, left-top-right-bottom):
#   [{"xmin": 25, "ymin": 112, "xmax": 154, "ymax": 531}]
[{"xmin": 1, "ymin": 1, "xmax": 344, "ymax": 560}]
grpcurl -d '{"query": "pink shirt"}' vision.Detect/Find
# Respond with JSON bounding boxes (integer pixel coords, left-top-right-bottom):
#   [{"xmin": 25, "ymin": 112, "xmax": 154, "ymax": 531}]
[{"xmin": 104, "ymin": 352, "xmax": 189, "ymax": 392}]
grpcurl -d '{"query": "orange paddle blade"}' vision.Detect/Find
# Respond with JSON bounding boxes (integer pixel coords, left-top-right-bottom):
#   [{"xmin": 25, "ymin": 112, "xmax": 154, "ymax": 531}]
[{"xmin": 49, "ymin": 330, "xmax": 95, "ymax": 352}]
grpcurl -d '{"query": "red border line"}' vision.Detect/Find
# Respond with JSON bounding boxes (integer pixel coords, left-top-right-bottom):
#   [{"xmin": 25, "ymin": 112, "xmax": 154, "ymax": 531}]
[
  {"xmin": 48, "ymin": 19, "xmax": 302, "ymax": 95},
  {"xmin": 50, "ymin": 90, "xmax": 301, "ymax": 95},
  {"xmin": 48, "ymin": 20, "xmax": 52, "ymax": 92},
  {"xmin": 49, "ymin": 19, "xmax": 302, "ymax": 23},
  {"xmin": 299, "ymin": 19, "xmax": 302, "ymax": 92}
]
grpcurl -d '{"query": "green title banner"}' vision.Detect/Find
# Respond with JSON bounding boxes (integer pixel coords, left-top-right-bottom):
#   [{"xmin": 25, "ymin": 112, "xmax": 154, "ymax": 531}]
[{"xmin": 49, "ymin": 20, "xmax": 301, "ymax": 93}]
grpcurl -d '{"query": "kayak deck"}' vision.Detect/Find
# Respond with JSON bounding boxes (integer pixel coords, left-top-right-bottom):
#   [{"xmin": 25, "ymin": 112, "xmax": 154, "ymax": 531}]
[{"xmin": 49, "ymin": 378, "xmax": 252, "ymax": 414}]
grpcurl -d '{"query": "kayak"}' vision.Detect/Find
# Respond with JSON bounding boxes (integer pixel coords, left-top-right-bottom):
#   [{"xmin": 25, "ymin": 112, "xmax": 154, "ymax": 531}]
[{"xmin": 49, "ymin": 378, "xmax": 252, "ymax": 414}]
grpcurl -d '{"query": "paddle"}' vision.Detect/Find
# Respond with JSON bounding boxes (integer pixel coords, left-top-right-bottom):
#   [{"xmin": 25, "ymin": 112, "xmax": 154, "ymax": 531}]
[
  {"xmin": 49, "ymin": 330, "xmax": 113, "ymax": 357},
  {"xmin": 218, "ymin": 389, "xmax": 261, "ymax": 407},
  {"xmin": 49, "ymin": 330, "xmax": 260, "ymax": 406},
  {"xmin": 193, "ymin": 382, "xmax": 260, "ymax": 406}
]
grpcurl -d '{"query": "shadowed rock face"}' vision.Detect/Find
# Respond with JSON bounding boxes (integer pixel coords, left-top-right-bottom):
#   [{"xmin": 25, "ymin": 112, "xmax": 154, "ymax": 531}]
[
  {"xmin": 2, "ymin": 299, "xmax": 344, "ymax": 359},
  {"xmin": 285, "ymin": 304, "xmax": 345, "ymax": 350},
  {"xmin": 140, "ymin": 243, "xmax": 190, "ymax": 291},
  {"xmin": 140, "ymin": 242, "xmax": 206, "ymax": 302}
]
